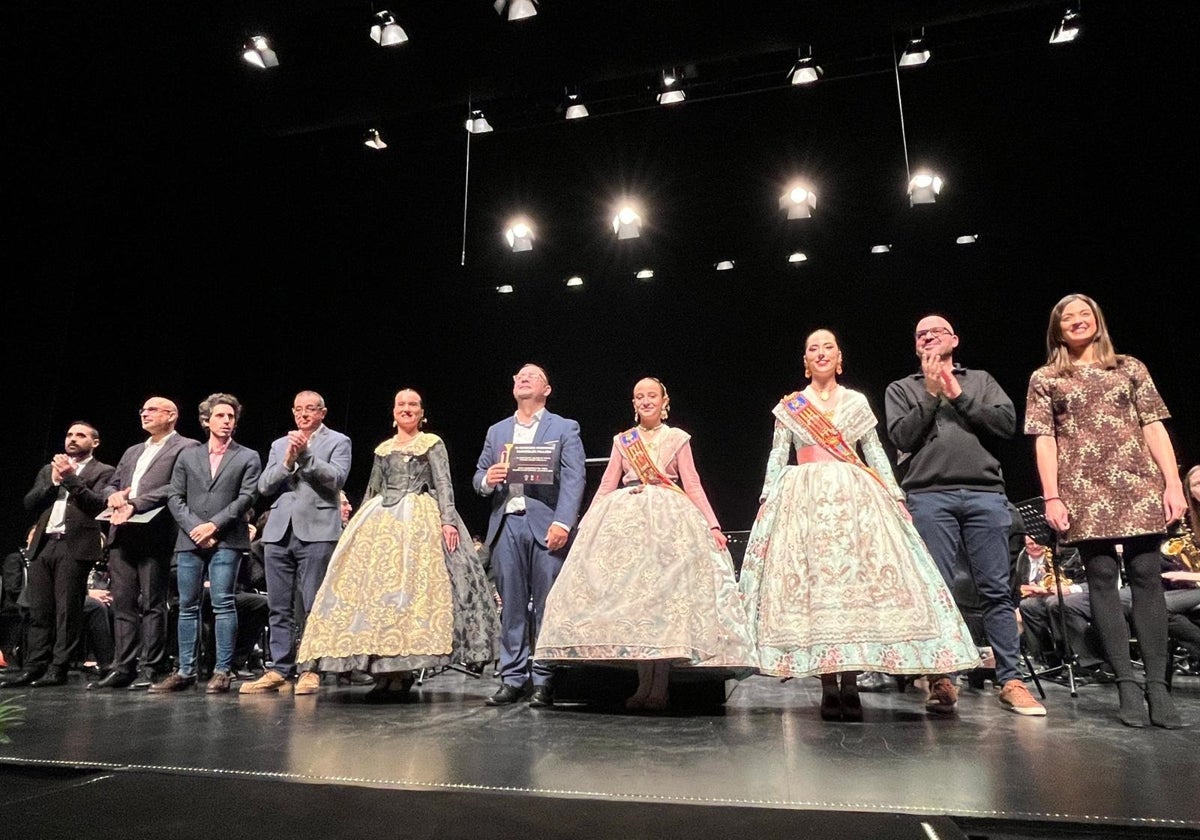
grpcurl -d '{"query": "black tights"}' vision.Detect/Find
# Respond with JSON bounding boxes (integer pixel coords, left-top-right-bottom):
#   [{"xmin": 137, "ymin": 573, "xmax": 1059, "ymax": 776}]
[{"xmin": 1080, "ymin": 535, "xmax": 1169, "ymax": 683}]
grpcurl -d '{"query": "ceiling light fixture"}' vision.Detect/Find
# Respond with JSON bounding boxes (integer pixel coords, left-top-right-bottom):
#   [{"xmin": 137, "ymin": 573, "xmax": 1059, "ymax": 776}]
[
  {"xmin": 908, "ymin": 170, "xmax": 943, "ymax": 205},
  {"xmin": 955, "ymin": 234, "xmax": 979, "ymax": 245},
  {"xmin": 363, "ymin": 128, "xmax": 387, "ymax": 150},
  {"xmin": 657, "ymin": 68, "xmax": 686, "ymax": 105},
  {"xmin": 242, "ymin": 35, "xmax": 279, "ymax": 69},
  {"xmin": 788, "ymin": 251, "xmax": 808, "ymax": 264},
  {"xmin": 370, "ymin": 11, "xmax": 409, "ymax": 46},
  {"xmin": 894, "ymin": 35, "xmax": 943, "ymax": 206},
  {"xmin": 564, "ymin": 86, "xmax": 589, "ymax": 120},
  {"xmin": 870, "ymin": 244, "xmax": 892, "ymax": 254},
  {"xmin": 494, "ymin": 0, "xmax": 538, "ymax": 21},
  {"xmin": 612, "ymin": 204, "xmax": 642, "ymax": 239},
  {"xmin": 565, "ymin": 276, "xmax": 584, "ymax": 288},
  {"xmin": 497, "ymin": 284, "xmax": 515, "ymax": 294},
  {"xmin": 635, "ymin": 269, "xmax": 654, "ymax": 280},
  {"xmin": 1050, "ymin": 6, "xmax": 1082, "ymax": 44},
  {"xmin": 465, "ymin": 110, "xmax": 493, "ymax": 133},
  {"xmin": 779, "ymin": 182, "xmax": 817, "ymax": 219},
  {"xmin": 715, "ymin": 260, "xmax": 735, "ymax": 271},
  {"xmin": 898, "ymin": 30, "xmax": 931, "ymax": 67},
  {"xmin": 505, "ymin": 219, "xmax": 535, "ymax": 252},
  {"xmin": 787, "ymin": 46, "xmax": 823, "ymax": 86}
]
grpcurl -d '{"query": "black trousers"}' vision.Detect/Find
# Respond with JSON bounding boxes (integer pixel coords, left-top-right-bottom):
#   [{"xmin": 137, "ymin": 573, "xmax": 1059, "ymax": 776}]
[
  {"xmin": 107, "ymin": 531, "xmax": 173, "ymax": 676},
  {"xmin": 24, "ymin": 539, "xmax": 91, "ymax": 672}
]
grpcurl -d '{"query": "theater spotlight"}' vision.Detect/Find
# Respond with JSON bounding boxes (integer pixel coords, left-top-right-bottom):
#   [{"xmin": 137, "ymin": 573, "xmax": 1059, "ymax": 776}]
[
  {"xmin": 494, "ymin": 0, "xmax": 538, "ymax": 21},
  {"xmin": 899, "ymin": 32, "xmax": 931, "ymax": 67},
  {"xmin": 612, "ymin": 205, "xmax": 642, "ymax": 240},
  {"xmin": 370, "ymin": 11, "xmax": 408, "ymax": 46},
  {"xmin": 1050, "ymin": 6, "xmax": 1082, "ymax": 44},
  {"xmin": 657, "ymin": 68, "xmax": 686, "ymax": 105},
  {"xmin": 505, "ymin": 219, "xmax": 535, "ymax": 252},
  {"xmin": 787, "ymin": 46, "xmax": 823, "ymax": 86},
  {"xmin": 242, "ymin": 35, "xmax": 279, "ymax": 69},
  {"xmin": 465, "ymin": 110, "xmax": 493, "ymax": 133},
  {"xmin": 779, "ymin": 183, "xmax": 817, "ymax": 219},
  {"xmin": 363, "ymin": 128, "xmax": 387, "ymax": 150},
  {"xmin": 908, "ymin": 170, "xmax": 943, "ymax": 205}
]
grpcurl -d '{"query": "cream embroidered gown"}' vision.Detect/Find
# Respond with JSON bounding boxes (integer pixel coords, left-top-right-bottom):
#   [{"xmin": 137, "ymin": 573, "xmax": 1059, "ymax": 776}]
[
  {"xmin": 535, "ymin": 425, "xmax": 757, "ymax": 671},
  {"xmin": 739, "ymin": 389, "xmax": 980, "ymax": 678},
  {"xmin": 299, "ymin": 433, "xmax": 498, "ymax": 673}
]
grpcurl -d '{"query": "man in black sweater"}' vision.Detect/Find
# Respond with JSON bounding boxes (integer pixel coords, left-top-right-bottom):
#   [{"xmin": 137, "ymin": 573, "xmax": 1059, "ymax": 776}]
[{"xmin": 885, "ymin": 314, "xmax": 1046, "ymax": 717}]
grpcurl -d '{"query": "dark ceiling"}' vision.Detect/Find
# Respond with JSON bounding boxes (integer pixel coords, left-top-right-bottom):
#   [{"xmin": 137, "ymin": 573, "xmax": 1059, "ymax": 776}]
[{"xmin": 5, "ymin": 0, "xmax": 1198, "ymax": 541}]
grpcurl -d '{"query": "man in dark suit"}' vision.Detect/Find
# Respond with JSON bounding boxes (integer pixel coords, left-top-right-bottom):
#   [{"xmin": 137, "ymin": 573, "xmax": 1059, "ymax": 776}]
[
  {"xmin": 151, "ymin": 393, "xmax": 260, "ymax": 695},
  {"xmin": 0, "ymin": 422, "xmax": 114, "ymax": 688},
  {"xmin": 474, "ymin": 364, "xmax": 585, "ymax": 708},
  {"xmin": 241, "ymin": 390, "xmax": 351, "ymax": 696},
  {"xmin": 88, "ymin": 397, "xmax": 200, "ymax": 689}
]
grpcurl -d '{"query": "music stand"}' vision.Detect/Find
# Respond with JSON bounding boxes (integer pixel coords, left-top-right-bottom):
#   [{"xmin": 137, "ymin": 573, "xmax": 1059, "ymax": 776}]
[{"xmin": 1015, "ymin": 496, "xmax": 1081, "ymax": 697}]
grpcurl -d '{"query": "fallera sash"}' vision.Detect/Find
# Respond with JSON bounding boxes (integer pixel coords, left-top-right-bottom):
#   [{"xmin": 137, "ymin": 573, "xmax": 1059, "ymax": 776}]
[
  {"xmin": 780, "ymin": 392, "xmax": 889, "ymax": 492},
  {"xmin": 617, "ymin": 428, "xmax": 685, "ymax": 495}
]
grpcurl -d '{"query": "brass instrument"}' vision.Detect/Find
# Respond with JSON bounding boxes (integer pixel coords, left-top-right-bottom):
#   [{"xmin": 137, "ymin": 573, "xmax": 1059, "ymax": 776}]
[
  {"xmin": 1038, "ymin": 546, "xmax": 1073, "ymax": 591},
  {"xmin": 1161, "ymin": 516, "xmax": 1200, "ymax": 574}
]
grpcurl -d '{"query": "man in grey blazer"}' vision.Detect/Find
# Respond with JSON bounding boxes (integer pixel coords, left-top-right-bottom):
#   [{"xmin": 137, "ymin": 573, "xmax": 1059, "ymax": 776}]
[
  {"xmin": 152, "ymin": 393, "xmax": 260, "ymax": 695},
  {"xmin": 474, "ymin": 364, "xmax": 586, "ymax": 708},
  {"xmin": 241, "ymin": 390, "xmax": 351, "ymax": 696},
  {"xmin": 88, "ymin": 397, "xmax": 200, "ymax": 689}
]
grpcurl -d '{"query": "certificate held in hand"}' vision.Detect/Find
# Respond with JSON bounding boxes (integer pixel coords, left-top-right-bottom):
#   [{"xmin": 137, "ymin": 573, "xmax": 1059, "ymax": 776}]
[{"xmin": 504, "ymin": 442, "xmax": 559, "ymax": 486}]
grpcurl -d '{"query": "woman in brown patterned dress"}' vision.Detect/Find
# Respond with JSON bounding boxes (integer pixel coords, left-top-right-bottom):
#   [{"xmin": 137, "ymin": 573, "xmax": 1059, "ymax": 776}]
[{"xmin": 1025, "ymin": 294, "xmax": 1187, "ymax": 728}]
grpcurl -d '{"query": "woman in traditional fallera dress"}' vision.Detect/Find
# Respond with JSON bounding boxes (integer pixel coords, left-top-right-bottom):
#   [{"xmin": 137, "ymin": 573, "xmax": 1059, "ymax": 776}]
[
  {"xmin": 535, "ymin": 377, "xmax": 756, "ymax": 711},
  {"xmin": 739, "ymin": 329, "xmax": 980, "ymax": 721},
  {"xmin": 298, "ymin": 389, "xmax": 498, "ymax": 702},
  {"xmin": 1026, "ymin": 293, "xmax": 1187, "ymax": 729}
]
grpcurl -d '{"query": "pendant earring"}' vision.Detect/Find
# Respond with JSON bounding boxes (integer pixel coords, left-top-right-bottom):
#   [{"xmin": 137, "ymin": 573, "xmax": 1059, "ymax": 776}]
[
  {"xmin": 836, "ymin": 363, "xmax": 843, "ymax": 375},
  {"xmin": 803, "ymin": 364, "xmax": 812, "ymax": 378},
  {"xmin": 392, "ymin": 420, "xmax": 397, "ymax": 429},
  {"xmin": 419, "ymin": 417, "xmax": 427, "ymax": 429}
]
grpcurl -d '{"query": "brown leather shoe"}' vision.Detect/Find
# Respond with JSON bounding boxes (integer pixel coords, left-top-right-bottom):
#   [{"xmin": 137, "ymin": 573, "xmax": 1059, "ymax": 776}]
[
  {"xmin": 294, "ymin": 671, "xmax": 321, "ymax": 695},
  {"xmin": 148, "ymin": 672, "xmax": 197, "ymax": 693},
  {"xmin": 206, "ymin": 670, "xmax": 233, "ymax": 694},
  {"xmin": 239, "ymin": 670, "xmax": 290, "ymax": 694},
  {"xmin": 924, "ymin": 675, "xmax": 959, "ymax": 714}
]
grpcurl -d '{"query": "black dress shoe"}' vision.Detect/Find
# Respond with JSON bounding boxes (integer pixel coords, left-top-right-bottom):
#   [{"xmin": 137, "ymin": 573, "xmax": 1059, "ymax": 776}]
[
  {"xmin": 88, "ymin": 671, "xmax": 135, "ymax": 690},
  {"xmin": 0, "ymin": 670, "xmax": 43, "ymax": 689},
  {"xmin": 30, "ymin": 669, "xmax": 67, "ymax": 687},
  {"xmin": 129, "ymin": 668, "xmax": 166, "ymax": 690},
  {"xmin": 528, "ymin": 685, "xmax": 555, "ymax": 708},
  {"xmin": 486, "ymin": 683, "xmax": 525, "ymax": 706}
]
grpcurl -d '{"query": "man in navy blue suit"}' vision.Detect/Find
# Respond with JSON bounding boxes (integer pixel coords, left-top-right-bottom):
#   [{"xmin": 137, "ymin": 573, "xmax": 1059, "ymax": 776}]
[{"xmin": 475, "ymin": 364, "xmax": 585, "ymax": 708}]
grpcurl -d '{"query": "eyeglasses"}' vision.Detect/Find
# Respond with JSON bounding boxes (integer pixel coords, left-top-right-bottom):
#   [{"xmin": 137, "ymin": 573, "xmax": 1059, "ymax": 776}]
[
  {"xmin": 139, "ymin": 407, "xmax": 169, "ymax": 415},
  {"xmin": 914, "ymin": 327, "xmax": 954, "ymax": 341},
  {"xmin": 512, "ymin": 372, "xmax": 546, "ymax": 383},
  {"xmin": 292, "ymin": 405, "xmax": 325, "ymax": 414}
]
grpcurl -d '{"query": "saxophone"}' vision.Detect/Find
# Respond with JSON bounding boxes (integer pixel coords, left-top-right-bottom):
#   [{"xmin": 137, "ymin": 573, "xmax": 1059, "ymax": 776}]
[
  {"xmin": 1038, "ymin": 547, "xmax": 1073, "ymax": 591},
  {"xmin": 1161, "ymin": 516, "xmax": 1200, "ymax": 574}
]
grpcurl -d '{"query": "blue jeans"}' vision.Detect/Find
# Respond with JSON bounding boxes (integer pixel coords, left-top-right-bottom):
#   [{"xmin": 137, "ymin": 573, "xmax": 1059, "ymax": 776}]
[
  {"xmin": 176, "ymin": 548, "xmax": 241, "ymax": 677},
  {"xmin": 907, "ymin": 489, "xmax": 1021, "ymax": 684}
]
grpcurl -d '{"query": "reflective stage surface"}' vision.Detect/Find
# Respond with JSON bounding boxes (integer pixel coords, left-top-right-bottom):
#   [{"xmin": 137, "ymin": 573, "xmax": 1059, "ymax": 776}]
[{"xmin": 2, "ymin": 668, "xmax": 1198, "ymax": 838}]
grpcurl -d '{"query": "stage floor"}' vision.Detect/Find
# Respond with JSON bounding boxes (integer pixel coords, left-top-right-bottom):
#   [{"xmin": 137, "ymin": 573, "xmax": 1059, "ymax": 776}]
[{"xmin": 2, "ymin": 667, "xmax": 1198, "ymax": 839}]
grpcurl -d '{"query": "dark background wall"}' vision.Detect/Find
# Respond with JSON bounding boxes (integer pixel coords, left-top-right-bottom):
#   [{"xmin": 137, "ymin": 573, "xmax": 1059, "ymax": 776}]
[{"xmin": 4, "ymin": 1, "xmax": 1197, "ymax": 547}]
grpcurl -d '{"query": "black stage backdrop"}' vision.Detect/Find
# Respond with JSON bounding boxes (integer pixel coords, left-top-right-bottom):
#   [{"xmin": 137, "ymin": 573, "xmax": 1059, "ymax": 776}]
[{"xmin": 4, "ymin": 1, "xmax": 1197, "ymax": 547}]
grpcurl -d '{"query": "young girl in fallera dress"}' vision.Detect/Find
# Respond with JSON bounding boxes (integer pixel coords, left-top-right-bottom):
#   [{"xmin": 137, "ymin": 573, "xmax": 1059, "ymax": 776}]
[{"xmin": 535, "ymin": 377, "xmax": 756, "ymax": 711}]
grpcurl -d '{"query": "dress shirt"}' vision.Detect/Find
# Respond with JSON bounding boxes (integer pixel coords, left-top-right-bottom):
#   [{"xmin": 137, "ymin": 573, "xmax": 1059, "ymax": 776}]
[
  {"xmin": 130, "ymin": 431, "xmax": 176, "ymax": 499},
  {"xmin": 46, "ymin": 456, "xmax": 92, "ymax": 534}
]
